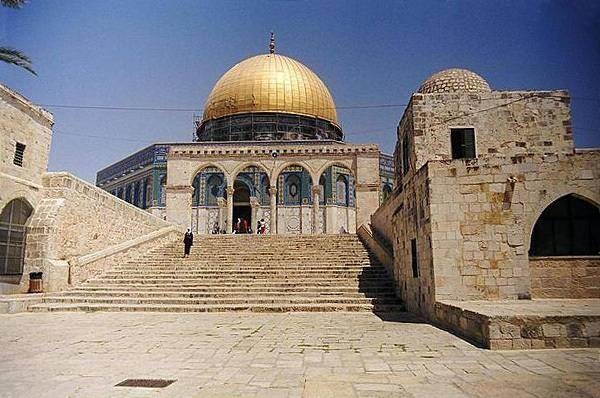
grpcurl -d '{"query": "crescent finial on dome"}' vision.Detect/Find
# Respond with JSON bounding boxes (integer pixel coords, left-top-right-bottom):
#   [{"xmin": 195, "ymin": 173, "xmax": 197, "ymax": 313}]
[{"xmin": 269, "ymin": 32, "xmax": 275, "ymax": 54}]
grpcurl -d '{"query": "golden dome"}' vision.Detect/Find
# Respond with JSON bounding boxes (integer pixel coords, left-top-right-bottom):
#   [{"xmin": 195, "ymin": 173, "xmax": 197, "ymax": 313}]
[
  {"xmin": 202, "ymin": 53, "xmax": 339, "ymax": 126},
  {"xmin": 418, "ymin": 68, "xmax": 491, "ymax": 94}
]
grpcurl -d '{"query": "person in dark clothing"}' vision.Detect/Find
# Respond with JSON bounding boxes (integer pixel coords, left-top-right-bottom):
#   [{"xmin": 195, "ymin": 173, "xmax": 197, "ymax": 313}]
[{"xmin": 183, "ymin": 228, "xmax": 194, "ymax": 257}]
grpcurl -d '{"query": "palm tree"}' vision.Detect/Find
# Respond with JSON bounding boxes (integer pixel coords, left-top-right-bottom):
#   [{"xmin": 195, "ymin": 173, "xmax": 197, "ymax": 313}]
[
  {"xmin": 1, "ymin": 0, "xmax": 36, "ymax": 75},
  {"xmin": 0, "ymin": 47, "xmax": 36, "ymax": 75},
  {"xmin": 1, "ymin": 0, "xmax": 27, "ymax": 8}
]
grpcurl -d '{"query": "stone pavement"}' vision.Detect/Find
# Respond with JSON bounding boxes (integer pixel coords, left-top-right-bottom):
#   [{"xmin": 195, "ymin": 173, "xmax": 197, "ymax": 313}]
[{"xmin": 0, "ymin": 312, "xmax": 598, "ymax": 398}]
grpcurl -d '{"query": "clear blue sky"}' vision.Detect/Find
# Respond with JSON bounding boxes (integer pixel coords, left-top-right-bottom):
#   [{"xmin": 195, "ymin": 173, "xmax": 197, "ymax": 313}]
[{"xmin": 1, "ymin": 0, "xmax": 599, "ymax": 183}]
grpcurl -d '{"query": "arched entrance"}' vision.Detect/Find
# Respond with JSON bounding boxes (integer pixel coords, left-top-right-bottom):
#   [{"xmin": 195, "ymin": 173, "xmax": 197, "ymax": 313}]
[
  {"xmin": 0, "ymin": 198, "xmax": 33, "ymax": 275},
  {"xmin": 233, "ymin": 180, "xmax": 251, "ymax": 233}
]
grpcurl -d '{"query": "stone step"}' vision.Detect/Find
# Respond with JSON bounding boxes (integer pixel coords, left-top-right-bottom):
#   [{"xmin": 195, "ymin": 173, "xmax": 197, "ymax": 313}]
[
  {"xmin": 57, "ymin": 290, "xmax": 397, "ymax": 298},
  {"xmin": 71, "ymin": 285, "xmax": 396, "ymax": 294},
  {"xmin": 101, "ymin": 270, "xmax": 389, "ymax": 278},
  {"xmin": 84, "ymin": 277, "xmax": 393, "ymax": 285},
  {"xmin": 33, "ymin": 234, "xmax": 402, "ymax": 314},
  {"xmin": 41, "ymin": 296, "xmax": 400, "ymax": 306},
  {"xmin": 29, "ymin": 302, "xmax": 406, "ymax": 313}
]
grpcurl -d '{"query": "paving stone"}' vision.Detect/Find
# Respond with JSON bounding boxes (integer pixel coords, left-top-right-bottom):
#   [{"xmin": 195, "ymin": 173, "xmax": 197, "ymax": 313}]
[{"xmin": 0, "ymin": 312, "xmax": 598, "ymax": 397}]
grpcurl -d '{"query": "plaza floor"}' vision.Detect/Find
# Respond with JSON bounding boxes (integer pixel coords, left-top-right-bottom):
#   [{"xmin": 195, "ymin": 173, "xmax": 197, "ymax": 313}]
[{"xmin": 0, "ymin": 312, "xmax": 598, "ymax": 398}]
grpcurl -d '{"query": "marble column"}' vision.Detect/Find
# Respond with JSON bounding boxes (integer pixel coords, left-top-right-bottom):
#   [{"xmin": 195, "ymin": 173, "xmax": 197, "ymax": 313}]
[
  {"xmin": 216, "ymin": 197, "xmax": 226, "ymax": 233},
  {"xmin": 269, "ymin": 187, "xmax": 277, "ymax": 234},
  {"xmin": 311, "ymin": 185, "xmax": 321, "ymax": 234},
  {"xmin": 226, "ymin": 186, "xmax": 234, "ymax": 233},
  {"xmin": 250, "ymin": 197, "xmax": 260, "ymax": 232}
]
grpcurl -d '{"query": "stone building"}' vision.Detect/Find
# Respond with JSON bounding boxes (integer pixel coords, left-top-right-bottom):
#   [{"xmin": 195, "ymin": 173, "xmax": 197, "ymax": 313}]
[
  {"xmin": 0, "ymin": 83, "xmax": 177, "ymax": 296},
  {"xmin": 0, "ymin": 84, "xmax": 53, "ymax": 290},
  {"xmin": 97, "ymin": 40, "xmax": 394, "ymax": 234},
  {"xmin": 370, "ymin": 68, "xmax": 599, "ymax": 325}
]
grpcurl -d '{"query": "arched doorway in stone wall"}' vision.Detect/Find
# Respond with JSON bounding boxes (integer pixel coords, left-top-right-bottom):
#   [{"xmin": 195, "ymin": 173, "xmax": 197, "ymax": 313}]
[
  {"xmin": 528, "ymin": 194, "xmax": 599, "ymax": 299},
  {"xmin": 0, "ymin": 198, "xmax": 33, "ymax": 276}
]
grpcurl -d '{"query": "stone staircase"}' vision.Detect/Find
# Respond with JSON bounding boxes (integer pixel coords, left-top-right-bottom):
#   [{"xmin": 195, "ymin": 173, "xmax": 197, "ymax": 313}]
[{"xmin": 30, "ymin": 234, "xmax": 404, "ymax": 313}]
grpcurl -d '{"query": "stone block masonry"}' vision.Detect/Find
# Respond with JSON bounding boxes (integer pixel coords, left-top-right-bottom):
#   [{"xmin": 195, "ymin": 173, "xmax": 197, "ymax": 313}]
[{"xmin": 22, "ymin": 172, "xmax": 173, "ymax": 293}]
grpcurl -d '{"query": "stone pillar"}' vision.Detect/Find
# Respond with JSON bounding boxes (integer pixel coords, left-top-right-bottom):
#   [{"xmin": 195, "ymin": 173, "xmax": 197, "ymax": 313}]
[
  {"xmin": 226, "ymin": 186, "xmax": 234, "ymax": 233},
  {"xmin": 217, "ymin": 196, "xmax": 225, "ymax": 233},
  {"xmin": 311, "ymin": 185, "xmax": 321, "ymax": 234},
  {"xmin": 250, "ymin": 196, "xmax": 260, "ymax": 232},
  {"xmin": 269, "ymin": 187, "xmax": 277, "ymax": 234}
]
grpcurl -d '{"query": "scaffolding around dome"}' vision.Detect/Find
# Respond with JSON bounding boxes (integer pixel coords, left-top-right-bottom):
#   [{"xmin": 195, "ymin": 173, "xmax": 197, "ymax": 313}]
[{"xmin": 195, "ymin": 112, "xmax": 343, "ymax": 142}]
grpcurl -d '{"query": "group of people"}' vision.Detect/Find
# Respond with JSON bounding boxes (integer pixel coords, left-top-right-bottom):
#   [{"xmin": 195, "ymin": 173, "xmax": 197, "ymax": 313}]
[
  {"xmin": 233, "ymin": 217, "xmax": 267, "ymax": 234},
  {"xmin": 184, "ymin": 217, "xmax": 270, "ymax": 256}
]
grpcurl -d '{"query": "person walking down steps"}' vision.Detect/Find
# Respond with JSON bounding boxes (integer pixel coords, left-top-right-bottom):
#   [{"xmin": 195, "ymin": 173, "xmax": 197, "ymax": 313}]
[{"xmin": 183, "ymin": 228, "xmax": 194, "ymax": 257}]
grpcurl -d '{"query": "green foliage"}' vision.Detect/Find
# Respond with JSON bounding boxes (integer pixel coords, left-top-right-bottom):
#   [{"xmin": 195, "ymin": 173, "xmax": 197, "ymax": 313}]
[
  {"xmin": 0, "ymin": 47, "xmax": 37, "ymax": 75},
  {"xmin": 1, "ymin": 0, "xmax": 27, "ymax": 9},
  {"xmin": 1, "ymin": 0, "xmax": 36, "ymax": 75}
]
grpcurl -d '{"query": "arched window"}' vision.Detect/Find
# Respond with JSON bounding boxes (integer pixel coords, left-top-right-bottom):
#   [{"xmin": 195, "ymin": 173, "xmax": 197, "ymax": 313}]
[
  {"xmin": 206, "ymin": 174, "xmax": 224, "ymax": 206},
  {"xmin": 145, "ymin": 179, "xmax": 153, "ymax": 208},
  {"xmin": 336, "ymin": 174, "xmax": 349, "ymax": 206},
  {"xmin": 124, "ymin": 184, "xmax": 132, "ymax": 203},
  {"xmin": 530, "ymin": 195, "xmax": 599, "ymax": 256},
  {"xmin": 159, "ymin": 175, "xmax": 167, "ymax": 206},
  {"xmin": 285, "ymin": 174, "xmax": 301, "ymax": 205},
  {"xmin": 318, "ymin": 175, "xmax": 326, "ymax": 205},
  {"xmin": 0, "ymin": 199, "xmax": 33, "ymax": 275},
  {"xmin": 382, "ymin": 184, "xmax": 393, "ymax": 202}
]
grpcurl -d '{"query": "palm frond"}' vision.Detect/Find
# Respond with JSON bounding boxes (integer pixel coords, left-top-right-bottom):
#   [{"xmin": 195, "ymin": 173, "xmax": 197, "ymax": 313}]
[
  {"xmin": 1, "ymin": 0, "xmax": 27, "ymax": 9},
  {"xmin": 0, "ymin": 47, "xmax": 37, "ymax": 75}
]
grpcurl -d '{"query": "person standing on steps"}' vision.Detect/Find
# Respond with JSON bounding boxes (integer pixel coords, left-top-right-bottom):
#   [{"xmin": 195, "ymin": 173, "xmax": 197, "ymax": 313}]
[{"xmin": 183, "ymin": 228, "xmax": 194, "ymax": 257}]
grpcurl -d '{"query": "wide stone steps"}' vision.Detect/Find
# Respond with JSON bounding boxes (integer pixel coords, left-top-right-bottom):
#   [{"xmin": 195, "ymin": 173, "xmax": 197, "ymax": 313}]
[
  {"xmin": 71, "ymin": 285, "xmax": 396, "ymax": 294},
  {"xmin": 30, "ymin": 302, "xmax": 405, "ymax": 313},
  {"xmin": 41, "ymin": 295, "xmax": 399, "ymax": 306},
  {"xmin": 30, "ymin": 234, "xmax": 404, "ymax": 313},
  {"xmin": 56, "ymin": 289, "xmax": 396, "ymax": 298}
]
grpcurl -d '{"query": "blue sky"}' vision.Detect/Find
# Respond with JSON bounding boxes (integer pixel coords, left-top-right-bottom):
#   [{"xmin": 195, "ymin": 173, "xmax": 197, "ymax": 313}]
[{"xmin": 1, "ymin": 0, "xmax": 599, "ymax": 183}]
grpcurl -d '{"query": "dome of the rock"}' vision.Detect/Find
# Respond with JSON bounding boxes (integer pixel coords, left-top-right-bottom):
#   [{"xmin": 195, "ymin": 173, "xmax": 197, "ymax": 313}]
[{"xmin": 197, "ymin": 52, "xmax": 341, "ymax": 141}]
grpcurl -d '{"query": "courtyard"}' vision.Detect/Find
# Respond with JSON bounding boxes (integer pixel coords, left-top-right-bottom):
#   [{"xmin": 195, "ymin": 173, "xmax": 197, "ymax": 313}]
[{"xmin": 0, "ymin": 312, "xmax": 598, "ymax": 397}]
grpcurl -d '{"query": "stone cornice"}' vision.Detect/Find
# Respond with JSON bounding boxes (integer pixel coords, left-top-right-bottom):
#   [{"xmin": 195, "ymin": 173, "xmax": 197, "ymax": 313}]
[{"xmin": 0, "ymin": 83, "xmax": 54, "ymax": 128}]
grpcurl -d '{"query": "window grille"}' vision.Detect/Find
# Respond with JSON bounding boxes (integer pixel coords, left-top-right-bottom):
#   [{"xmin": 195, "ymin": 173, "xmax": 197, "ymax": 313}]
[
  {"xmin": 13, "ymin": 142, "xmax": 26, "ymax": 167},
  {"xmin": 0, "ymin": 199, "xmax": 33, "ymax": 275}
]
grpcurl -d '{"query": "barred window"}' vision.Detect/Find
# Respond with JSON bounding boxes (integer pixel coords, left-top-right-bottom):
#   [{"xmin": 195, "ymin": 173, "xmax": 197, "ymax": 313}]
[{"xmin": 13, "ymin": 142, "xmax": 26, "ymax": 167}]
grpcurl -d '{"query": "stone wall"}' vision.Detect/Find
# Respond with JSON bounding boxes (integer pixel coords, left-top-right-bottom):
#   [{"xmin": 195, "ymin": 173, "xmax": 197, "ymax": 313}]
[
  {"xmin": 370, "ymin": 165, "xmax": 435, "ymax": 317},
  {"xmin": 21, "ymin": 172, "xmax": 172, "ymax": 292},
  {"xmin": 529, "ymin": 257, "xmax": 600, "ymax": 298},
  {"xmin": 0, "ymin": 84, "xmax": 53, "ymax": 193},
  {"xmin": 0, "ymin": 84, "xmax": 53, "ymax": 293},
  {"xmin": 398, "ymin": 90, "xmax": 573, "ymax": 177},
  {"xmin": 427, "ymin": 151, "xmax": 599, "ymax": 303}
]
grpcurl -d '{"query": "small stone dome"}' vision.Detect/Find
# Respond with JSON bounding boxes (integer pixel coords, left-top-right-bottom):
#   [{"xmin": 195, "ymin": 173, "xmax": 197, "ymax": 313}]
[{"xmin": 418, "ymin": 68, "xmax": 491, "ymax": 94}]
